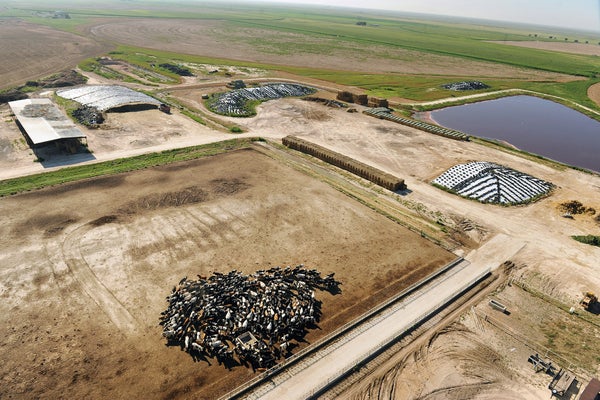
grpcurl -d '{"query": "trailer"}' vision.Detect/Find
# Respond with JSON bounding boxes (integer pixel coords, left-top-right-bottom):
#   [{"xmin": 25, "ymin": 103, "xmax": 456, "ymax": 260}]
[{"xmin": 548, "ymin": 368, "xmax": 575, "ymax": 397}]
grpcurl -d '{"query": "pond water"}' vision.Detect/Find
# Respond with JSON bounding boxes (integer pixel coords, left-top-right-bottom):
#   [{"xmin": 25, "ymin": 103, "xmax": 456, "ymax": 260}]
[{"xmin": 429, "ymin": 95, "xmax": 600, "ymax": 172}]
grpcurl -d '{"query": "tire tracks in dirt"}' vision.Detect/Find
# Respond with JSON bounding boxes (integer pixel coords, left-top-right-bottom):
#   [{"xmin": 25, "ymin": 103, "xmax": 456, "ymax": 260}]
[{"xmin": 60, "ymin": 223, "xmax": 140, "ymax": 334}]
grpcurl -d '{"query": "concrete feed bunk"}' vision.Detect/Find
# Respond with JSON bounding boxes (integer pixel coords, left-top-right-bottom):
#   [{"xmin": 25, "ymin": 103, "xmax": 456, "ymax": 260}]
[{"xmin": 433, "ymin": 161, "xmax": 553, "ymax": 204}]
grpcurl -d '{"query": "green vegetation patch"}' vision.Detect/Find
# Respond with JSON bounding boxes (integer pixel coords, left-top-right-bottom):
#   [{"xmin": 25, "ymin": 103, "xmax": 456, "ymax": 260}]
[
  {"xmin": 79, "ymin": 58, "xmax": 146, "ymax": 84},
  {"xmin": 0, "ymin": 138, "xmax": 261, "ymax": 197},
  {"xmin": 158, "ymin": 63, "xmax": 193, "ymax": 77},
  {"xmin": 572, "ymin": 235, "xmax": 600, "ymax": 247}
]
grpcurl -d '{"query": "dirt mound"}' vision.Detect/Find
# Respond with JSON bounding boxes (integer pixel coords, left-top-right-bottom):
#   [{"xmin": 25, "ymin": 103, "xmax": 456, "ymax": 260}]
[
  {"xmin": 347, "ymin": 323, "xmax": 519, "ymax": 400},
  {"xmin": 89, "ymin": 215, "xmax": 119, "ymax": 227},
  {"xmin": 72, "ymin": 105, "xmax": 104, "ymax": 127},
  {"xmin": 37, "ymin": 70, "xmax": 88, "ymax": 88},
  {"xmin": 0, "ymin": 89, "xmax": 28, "ymax": 104}
]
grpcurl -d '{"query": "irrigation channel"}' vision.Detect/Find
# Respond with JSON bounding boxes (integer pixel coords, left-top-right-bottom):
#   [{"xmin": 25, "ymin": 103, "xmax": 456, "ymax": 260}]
[{"xmin": 430, "ymin": 95, "xmax": 600, "ymax": 173}]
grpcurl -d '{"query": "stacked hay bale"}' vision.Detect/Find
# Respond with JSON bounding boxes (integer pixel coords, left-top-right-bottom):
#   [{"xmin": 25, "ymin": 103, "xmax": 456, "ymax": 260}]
[
  {"xmin": 337, "ymin": 91, "xmax": 368, "ymax": 105},
  {"xmin": 336, "ymin": 91, "xmax": 354, "ymax": 102},
  {"xmin": 352, "ymin": 93, "xmax": 368, "ymax": 105},
  {"xmin": 282, "ymin": 136, "xmax": 406, "ymax": 192},
  {"xmin": 368, "ymin": 97, "xmax": 388, "ymax": 108}
]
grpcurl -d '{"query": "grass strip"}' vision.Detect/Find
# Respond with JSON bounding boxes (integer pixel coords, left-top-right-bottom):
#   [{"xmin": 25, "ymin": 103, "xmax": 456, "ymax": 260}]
[
  {"xmin": 0, "ymin": 138, "xmax": 261, "ymax": 197},
  {"xmin": 512, "ymin": 280, "xmax": 600, "ymax": 329}
]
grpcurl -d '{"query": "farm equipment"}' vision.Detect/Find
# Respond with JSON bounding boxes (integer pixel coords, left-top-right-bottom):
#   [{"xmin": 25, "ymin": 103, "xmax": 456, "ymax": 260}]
[
  {"xmin": 548, "ymin": 368, "xmax": 575, "ymax": 397},
  {"xmin": 580, "ymin": 292, "xmax": 598, "ymax": 311}
]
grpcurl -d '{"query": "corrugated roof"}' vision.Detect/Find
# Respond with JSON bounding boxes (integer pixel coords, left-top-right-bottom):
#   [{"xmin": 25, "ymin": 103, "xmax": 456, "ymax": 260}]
[
  {"xmin": 56, "ymin": 85, "xmax": 160, "ymax": 111},
  {"xmin": 8, "ymin": 98, "xmax": 86, "ymax": 145}
]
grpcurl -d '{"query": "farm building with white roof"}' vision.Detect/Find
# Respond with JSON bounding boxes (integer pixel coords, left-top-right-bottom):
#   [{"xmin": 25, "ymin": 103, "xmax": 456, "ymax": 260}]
[{"xmin": 8, "ymin": 98, "xmax": 86, "ymax": 151}]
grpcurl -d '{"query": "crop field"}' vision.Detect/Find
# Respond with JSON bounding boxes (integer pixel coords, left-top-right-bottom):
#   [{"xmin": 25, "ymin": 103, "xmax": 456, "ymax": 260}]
[
  {"xmin": 0, "ymin": 146, "xmax": 454, "ymax": 399},
  {"xmin": 495, "ymin": 40, "xmax": 600, "ymax": 56}
]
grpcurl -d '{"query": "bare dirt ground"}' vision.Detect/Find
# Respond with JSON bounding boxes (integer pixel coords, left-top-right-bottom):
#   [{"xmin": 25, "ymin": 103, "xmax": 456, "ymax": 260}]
[
  {"xmin": 216, "ymin": 98, "xmax": 600, "ymax": 397},
  {"xmin": 588, "ymin": 82, "xmax": 600, "ymax": 107},
  {"xmin": 85, "ymin": 18, "xmax": 576, "ymax": 80},
  {"xmin": 0, "ymin": 19, "xmax": 109, "ymax": 90},
  {"xmin": 233, "ymin": 98, "xmax": 600, "ymax": 290},
  {"xmin": 344, "ymin": 321, "xmax": 550, "ymax": 400},
  {"xmin": 493, "ymin": 40, "xmax": 600, "ymax": 56},
  {"xmin": 0, "ymin": 146, "xmax": 454, "ymax": 400},
  {"xmin": 2, "ymin": 82, "xmax": 600, "ymax": 399},
  {"xmin": 1, "ymin": 9, "xmax": 598, "ymax": 399}
]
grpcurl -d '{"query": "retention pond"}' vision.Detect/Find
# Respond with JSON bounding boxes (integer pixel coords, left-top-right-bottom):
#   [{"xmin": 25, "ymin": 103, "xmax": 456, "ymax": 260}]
[{"xmin": 429, "ymin": 95, "xmax": 600, "ymax": 172}]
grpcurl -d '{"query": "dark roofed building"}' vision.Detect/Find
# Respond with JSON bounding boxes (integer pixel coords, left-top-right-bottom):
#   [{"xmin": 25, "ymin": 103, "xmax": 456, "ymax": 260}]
[{"xmin": 580, "ymin": 378, "xmax": 600, "ymax": 400}]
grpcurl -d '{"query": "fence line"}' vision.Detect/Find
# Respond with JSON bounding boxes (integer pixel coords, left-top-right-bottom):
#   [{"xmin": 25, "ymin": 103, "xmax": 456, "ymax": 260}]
[{"xmin": 475, "ymin": 309, "xmax": 592, "ymax": 383}]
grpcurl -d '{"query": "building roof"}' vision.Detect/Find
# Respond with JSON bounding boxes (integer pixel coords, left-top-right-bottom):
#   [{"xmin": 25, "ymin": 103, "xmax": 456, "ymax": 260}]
[
  {"xmin": 56, "ymin": 85, "xmax": 160, "ymax": 112},
  {"xmin": 8, "ymin": 98, "xmax": 86, "ymax": 145},
  {"xmin": 580, "ymin": 378, "xmax": 600, "ymax": 400}
]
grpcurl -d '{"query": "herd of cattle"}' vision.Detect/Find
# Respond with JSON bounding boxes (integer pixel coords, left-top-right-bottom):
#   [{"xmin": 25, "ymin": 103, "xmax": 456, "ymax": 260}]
[{"xmin": 159, "ymin": 266, "xmax": 341, "ymax": 370}]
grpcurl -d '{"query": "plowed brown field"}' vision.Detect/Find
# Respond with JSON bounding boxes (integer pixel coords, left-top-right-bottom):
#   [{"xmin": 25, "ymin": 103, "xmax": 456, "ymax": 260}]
[
  {"xmin": 494, "ymin": 40, "xmax": 600, "ymax": 56},
  {"xmin": 0, "ymin": 19, "xmax": 109, "ymax": 90}
]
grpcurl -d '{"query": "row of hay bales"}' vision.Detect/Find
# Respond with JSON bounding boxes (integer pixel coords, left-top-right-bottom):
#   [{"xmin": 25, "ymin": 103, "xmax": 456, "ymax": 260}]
[
  {"xmin": 282, "ymin": 136, "xmax": 406, "ymax": 192},
  {"xmin": 336, "ymin": 91, "xmax": 389, "ymax": 108}
]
